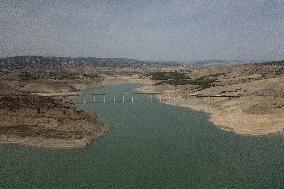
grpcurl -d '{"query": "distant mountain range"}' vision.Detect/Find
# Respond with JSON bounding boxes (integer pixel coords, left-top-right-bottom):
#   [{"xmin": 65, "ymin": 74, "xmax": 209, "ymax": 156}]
[
  {"xmin": 0, "ymin": 56, "xmax": 148, "ymax": 70},
  {"xmin": 0, "ymin": 56, "xmax": 282, "ymax": 70},
  {"xmin": 0, "ymin": 56, "xmax": 187, "ymax": 70}
]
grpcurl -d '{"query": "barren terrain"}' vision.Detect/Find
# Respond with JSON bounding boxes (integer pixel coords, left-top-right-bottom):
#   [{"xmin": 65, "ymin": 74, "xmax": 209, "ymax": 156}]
[
  {"xmin": 135, "ymin": 61, "xmax": 284, "ymax": 136},
  {"xmin": 1, "ymin": 56, "xmax": 283, "ymax": 149},
  {"xmin": 0, "ymin": 57, "xmax": 111, "ymax": 149}
]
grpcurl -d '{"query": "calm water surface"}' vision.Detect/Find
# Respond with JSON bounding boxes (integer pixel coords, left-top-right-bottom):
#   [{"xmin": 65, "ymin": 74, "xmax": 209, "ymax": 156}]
[{"xmin": 1, "ymin": 84, "xmax": 284, "ymax": 189}]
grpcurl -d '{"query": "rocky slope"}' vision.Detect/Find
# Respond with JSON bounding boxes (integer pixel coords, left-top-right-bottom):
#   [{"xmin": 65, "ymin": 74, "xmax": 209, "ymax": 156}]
[{"xmin": 0, "ymin": 57, "xmax": 111, "ymax": 149}]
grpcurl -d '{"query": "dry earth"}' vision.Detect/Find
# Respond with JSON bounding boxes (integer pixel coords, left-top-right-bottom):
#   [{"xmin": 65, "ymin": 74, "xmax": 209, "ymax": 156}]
[
  {"xmin": 133, "ymin": 63, "xmax": 284, "ymax": 136},
  {"xmin": 1, "ymin": 60, "xmax": 283, "ymax": 149},
  {"xmin": 0, "ymin": 70, "xmax": 111, "ymax": 149}
]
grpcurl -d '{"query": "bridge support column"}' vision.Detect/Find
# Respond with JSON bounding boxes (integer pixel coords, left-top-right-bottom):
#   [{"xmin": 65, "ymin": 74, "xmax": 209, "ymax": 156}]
[
  {"xmin": 93, "ymin": 95, "xmax": 96, "ymax": 102},
  {"xmin": 122, "ymin": 95, "xmax": 125, "ymax": 103},
  {"xmin": 104, "ymin": 95, "xmax": 106, "ymax": 103},
  {"xmin": 114, "ymin": 96, "xmax": 116, "ymax": 103},
  {"xmin": 131, "ymin": 95, "xmax": 134, "ymax": 103},
  {"xmin": 83, "ymin": 96, "xmax": 86, "ymax": 104},
  {"xmin": 150, "ymin": 94, "xmax": 153, "ymax": 102}
]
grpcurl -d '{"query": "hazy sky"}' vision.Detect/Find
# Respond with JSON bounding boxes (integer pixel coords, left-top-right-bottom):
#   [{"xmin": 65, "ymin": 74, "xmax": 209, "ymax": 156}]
[{"xmin": 0, "ymin": 0, "xmax": 283, "ymax": 61}]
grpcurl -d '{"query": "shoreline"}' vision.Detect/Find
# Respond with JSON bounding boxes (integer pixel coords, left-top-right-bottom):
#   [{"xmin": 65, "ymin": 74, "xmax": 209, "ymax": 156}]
[
  {"xmin": 0, "ymin": 136, "xmax": 91, "ymax": 149},
  {"xmin": 0, "ymin": 125, "xmax": 111, "ymax": 149},
  {"xmin": 0, "ymin": 80, "xmax": 111, "ymax": 149},
  {"xmin": 162, "ymin": 98, "xmax": 284, "ymax": 136},
  {"xmin": 1, "ymin": 74, "xmax": 283, "ymax": 149},
  {"xmin": 112, "ymin": 75, "xmax": 284, "ymax": 137}
]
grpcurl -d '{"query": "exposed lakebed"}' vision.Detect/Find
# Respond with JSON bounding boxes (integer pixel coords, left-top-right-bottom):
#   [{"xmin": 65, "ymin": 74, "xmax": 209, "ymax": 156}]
[{"xmin": 1, "ymin": 84, "xmax": 284, "ymax": 189}]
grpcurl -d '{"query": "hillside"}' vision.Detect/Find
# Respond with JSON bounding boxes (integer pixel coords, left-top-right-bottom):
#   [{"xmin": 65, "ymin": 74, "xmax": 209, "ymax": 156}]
[
  {"xmin": 138, "ymin": 60, "xmax": 284, "ymax": 136},
  {"xmin": 0, "ymin": 56, "xmax": 112, "ymax": 148},
  {"xmin": 0, "ymin": 56, "xmax": 163, "ymax": 70}
]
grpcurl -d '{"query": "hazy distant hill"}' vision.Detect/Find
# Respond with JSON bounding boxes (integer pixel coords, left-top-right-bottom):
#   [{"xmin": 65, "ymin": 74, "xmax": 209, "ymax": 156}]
[
  {"xmin": 0, "ymin": 56, "xmax": 154, "ymax": 70},
  {"xmin": 0, "ymin": 56, "xmax": 243, "ymax": 70},
  {"xmin": 0, "ymin": 56, "xmax": 283, "ymax": 70},
  {"xmin": 0, "ymin": 56, "xmax": 79, "ymax": 70}
]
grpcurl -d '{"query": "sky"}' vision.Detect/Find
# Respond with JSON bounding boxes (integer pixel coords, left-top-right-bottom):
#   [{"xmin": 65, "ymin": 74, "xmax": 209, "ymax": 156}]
[{"xmin": 0, "ymin": 0, "xmax": 283, "ymax": 62}]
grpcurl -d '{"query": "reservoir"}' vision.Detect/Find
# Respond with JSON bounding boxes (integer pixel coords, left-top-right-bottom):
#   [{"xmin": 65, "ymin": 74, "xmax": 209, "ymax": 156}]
[{"xmin": 0, "ymin": 84, "xmax": 284, "ymax": 188}]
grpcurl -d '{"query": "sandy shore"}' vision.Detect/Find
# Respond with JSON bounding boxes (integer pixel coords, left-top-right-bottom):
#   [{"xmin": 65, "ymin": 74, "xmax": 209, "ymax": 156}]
[
  {"xmin": 7, "ymin": 74, "xmax": 280, "ymax": 150},
  {"xmin": 110, "ymin": 76, "xmax": 284, "ymax": 136},
  {"xmin": 0, "ymin": 125, "xmax": 111, "ymax": 149},
  {"xmin": 0, "ymin": 136, "xmax": 90, "ymax": 149},
  {"xmin": 0, "ymin": 113, "xmax": 111, "ymax": 150},
  {"xmin": 162, "ymin": 96, "xmax": 284, "ymax": 136}
]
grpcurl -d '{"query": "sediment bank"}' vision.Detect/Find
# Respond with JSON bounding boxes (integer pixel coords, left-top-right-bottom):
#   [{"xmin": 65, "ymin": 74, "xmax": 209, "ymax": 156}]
[{"xmin": 120, "ymin": 75, "xmax": 284, "ymax": 136}]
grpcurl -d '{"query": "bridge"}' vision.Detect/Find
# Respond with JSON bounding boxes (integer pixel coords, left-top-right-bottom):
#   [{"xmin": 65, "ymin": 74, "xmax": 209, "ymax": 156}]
[
  {"xmin": 4, "ymin": 92, "xmax": 241, "ymax": 104},
  {"xmin": 79, "ymin": 92, "xmax": 242, "ymax": 104},
  {"xmin": 81, "ymin": 92, "xmax": 163, "ymax": 104}
]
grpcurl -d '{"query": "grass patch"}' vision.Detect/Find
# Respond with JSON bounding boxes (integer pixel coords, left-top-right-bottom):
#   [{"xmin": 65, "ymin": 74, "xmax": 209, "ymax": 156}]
[{"xmin": 146, "ymin": 71, "xmax": 217, "ymax": 89}]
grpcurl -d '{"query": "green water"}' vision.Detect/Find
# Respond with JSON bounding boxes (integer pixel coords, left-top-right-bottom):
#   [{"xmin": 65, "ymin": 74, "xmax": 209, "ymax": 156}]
[{"xmin": 1, "ymin": 84, "xmax": 284, "ymax": 189}]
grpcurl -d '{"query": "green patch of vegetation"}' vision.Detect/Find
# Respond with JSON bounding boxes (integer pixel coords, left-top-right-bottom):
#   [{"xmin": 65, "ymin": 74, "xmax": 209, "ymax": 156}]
[
  {"xmin": 160, "ymin": 77, "xmax": 216, "ymax": 88},
  {"xmin": 147, "ymin": 71, "xmax": 217, "ymax": 89}
]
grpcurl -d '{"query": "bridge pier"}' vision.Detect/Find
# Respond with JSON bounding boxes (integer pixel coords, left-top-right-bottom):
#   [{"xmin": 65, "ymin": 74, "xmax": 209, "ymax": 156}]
[
  {"xmin": 114, "ymin": 96, "xmax": 116, "ymax": 103},
  {"xmin": 93, "ymin": 95, "xmax": 96, "ymax": 102},
  {"xmin": 150, "ymin": 94, "xmax": 153, "ymax": 102},
  {"xmin": 122, "ymin": 95, "xmax": 125, "ymax": 103},
  {"xmin": 83, "ymin": 96, "xmax": 86, "ymax": 104},
  {"xmin": 104, "ymin": 95, "xmax": 106, "ymax": 103},
  {"xmin": 131, "ymin": 95, "xmax": 134, "ymax": 103}
]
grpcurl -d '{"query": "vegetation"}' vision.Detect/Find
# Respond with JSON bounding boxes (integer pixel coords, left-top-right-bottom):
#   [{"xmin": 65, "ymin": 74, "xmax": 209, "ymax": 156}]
[{"xmin": 147, "ymin": 71, "xmax": 217, "ymax": 89}]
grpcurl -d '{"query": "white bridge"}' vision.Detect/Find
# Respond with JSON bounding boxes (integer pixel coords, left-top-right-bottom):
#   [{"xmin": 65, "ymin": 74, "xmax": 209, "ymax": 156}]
[
  {"xmin": 79, "ymin": 92, "xmax": 242, "ymax": 104},
  {"xmin": 28, "ymin": 92, "xmax": 241, "ymax": 104},
  {"xmin": 81, "ymin": 92, "xmax": 162, "ymax": 104}
]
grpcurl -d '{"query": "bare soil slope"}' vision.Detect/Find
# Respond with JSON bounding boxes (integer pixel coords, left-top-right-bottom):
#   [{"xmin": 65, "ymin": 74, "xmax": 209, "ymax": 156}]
[
  {"xmin": 0, "ymin": 58, "xmax": 110, "ymax": 149},
  {"xmin": 138, "ymin": 61, "xmax": 284, "ymax": 136}
]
